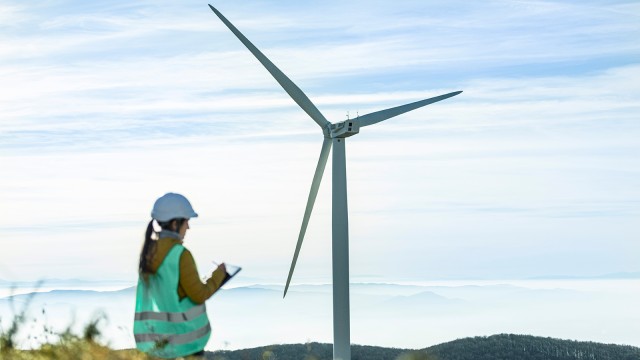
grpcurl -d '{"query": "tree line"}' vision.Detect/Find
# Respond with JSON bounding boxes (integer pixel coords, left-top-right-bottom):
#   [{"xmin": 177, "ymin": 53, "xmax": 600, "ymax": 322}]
[{"xmin": 207, "ymin": 334, "xmax": 640, "ymax": 360}]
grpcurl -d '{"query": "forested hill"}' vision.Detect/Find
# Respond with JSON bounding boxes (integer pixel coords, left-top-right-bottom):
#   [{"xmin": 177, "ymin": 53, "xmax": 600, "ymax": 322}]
[
  {"xmin": 424, "ymin": 334, "xmax": 640, "ymax": 360},
  {"xmin": 207, "ymin": 334, "xmax": 640, "ymax": 360}
]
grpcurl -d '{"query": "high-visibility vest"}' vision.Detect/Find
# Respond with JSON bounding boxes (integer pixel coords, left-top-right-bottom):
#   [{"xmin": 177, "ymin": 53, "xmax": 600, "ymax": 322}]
[{"xmin": 134, "ymin": 244, "xmax": 211, "ymax": 358}]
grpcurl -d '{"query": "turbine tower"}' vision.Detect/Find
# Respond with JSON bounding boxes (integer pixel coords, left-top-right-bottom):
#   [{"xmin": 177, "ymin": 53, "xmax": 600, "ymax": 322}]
[{"xmin": 208, "ymin": 5, "xmax": 462, "ymax": 359}]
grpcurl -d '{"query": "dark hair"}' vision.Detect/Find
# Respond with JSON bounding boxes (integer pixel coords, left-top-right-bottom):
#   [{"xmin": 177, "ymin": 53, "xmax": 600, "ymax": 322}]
[
  {"xmin": 138, "ymin": 220, "xmax": 156, "ymax": 283},
  {"xmin": 138, "ymin": 218, "xmax": 187, "ymax": 282}
]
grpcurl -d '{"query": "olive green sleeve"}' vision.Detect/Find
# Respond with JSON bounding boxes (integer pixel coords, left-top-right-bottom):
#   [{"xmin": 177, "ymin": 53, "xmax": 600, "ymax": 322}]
[{"xmin": 178, "ymin": 249, "xmax": 225, "ymax": 304}]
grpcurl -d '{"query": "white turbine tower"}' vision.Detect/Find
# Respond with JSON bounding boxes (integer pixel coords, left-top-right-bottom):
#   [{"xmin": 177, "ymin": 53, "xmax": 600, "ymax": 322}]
[{"xmin": 209, "ymin": 5, "xmax": 462, "ymax": 360}]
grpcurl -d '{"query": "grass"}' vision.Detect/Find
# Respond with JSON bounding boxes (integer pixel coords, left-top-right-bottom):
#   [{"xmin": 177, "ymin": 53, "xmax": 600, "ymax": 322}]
[{"xmin": 0, "ymin": 284, "xmax": 155, "ymax": 359}]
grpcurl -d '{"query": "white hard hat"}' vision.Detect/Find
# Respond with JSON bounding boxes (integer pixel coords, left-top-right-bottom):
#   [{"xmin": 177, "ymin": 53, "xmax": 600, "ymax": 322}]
[{"xmin": 151, "ymin": 193, "xmax": 198, "ymax": 222}]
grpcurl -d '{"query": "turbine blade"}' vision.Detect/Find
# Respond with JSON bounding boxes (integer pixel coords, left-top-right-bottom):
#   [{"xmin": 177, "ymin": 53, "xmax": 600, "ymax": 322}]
[
  {"xmin": 357, "ymin": 91, "xmax": 462, "ymax": 128},
  {"xmin": 208, "ymin": 4, "xmax": 330, "ymax": 129},
  {"xmin": 283, "ymin": 138, "xmax": 332, "ymax": 298}
]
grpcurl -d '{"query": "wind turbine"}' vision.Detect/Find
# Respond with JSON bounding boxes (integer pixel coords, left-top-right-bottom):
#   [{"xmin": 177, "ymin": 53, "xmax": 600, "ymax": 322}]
[{"xmin": 208, "ymin": 5, "xmax": 462, "ymax": 360}]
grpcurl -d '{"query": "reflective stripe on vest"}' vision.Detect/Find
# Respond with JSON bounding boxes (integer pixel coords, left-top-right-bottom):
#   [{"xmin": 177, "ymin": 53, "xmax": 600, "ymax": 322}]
[
  {"xmin": 134, "ymin": 322, "xmax": 211, "ymax": 345},
  {"xmin": 134, "ymin": 304, "xmax": 207, "ymax": 323}
]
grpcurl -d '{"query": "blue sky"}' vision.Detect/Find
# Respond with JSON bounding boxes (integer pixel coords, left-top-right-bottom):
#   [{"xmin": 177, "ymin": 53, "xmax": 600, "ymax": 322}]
[{"xmin": 0, "ymin": 0, "xmax": 638, "ymax": 283}]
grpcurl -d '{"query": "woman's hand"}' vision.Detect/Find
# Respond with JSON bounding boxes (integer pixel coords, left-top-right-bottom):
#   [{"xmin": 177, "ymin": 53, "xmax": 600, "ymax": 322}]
[{"xmin": 214, "ymin": 263, "xmax": 227, "ymax": 276}]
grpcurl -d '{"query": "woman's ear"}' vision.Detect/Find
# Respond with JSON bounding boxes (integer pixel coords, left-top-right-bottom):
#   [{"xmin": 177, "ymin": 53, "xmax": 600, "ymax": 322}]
[{"xmin": 170, "ymin": 220, "xmax": 178, "ymax": 232}]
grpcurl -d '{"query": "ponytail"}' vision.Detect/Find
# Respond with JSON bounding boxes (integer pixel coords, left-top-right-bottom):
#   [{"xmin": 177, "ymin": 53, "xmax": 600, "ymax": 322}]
[
  {"xmin": 138, "ymin": 220, "xmax": 157, "ymax": 283},
  {"xmin": 138, "ymin": 218, "xmax": 186, "ymax": 282}
]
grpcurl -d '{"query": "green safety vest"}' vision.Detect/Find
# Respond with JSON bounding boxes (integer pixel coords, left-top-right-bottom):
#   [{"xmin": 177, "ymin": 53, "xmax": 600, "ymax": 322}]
[{"xmin": 134, "ymin": 244, "xmax": 211, "ymax": 358}]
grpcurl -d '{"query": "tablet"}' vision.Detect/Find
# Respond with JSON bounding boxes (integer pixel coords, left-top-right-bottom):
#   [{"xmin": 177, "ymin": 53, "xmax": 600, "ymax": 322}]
[{"xmin": 207, "ymin": 261, "xmax": 242, "ymax": 288}]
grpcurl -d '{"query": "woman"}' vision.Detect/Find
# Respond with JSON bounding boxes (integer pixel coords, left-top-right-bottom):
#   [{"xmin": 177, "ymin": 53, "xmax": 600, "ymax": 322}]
[{"xmin": 134, "ymin": 193, "xmax": 227, "ymax": 358}]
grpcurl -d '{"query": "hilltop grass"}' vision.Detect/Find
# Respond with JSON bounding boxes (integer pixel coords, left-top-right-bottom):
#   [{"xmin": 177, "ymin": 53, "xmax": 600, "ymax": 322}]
[
  {"xmin": 0, "ymin": 310, "xmax": 210, "ymax": 360},
  {"xmin": 0, "ymin": 286, "xmax": 146, "ymax": 360},
  {"xmin": 1, "ymin": 342, "xmax": 147, "ymax": 360}
]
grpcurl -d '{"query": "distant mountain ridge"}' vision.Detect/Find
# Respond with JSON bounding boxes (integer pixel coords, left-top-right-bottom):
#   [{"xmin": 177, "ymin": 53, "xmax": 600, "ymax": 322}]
[
  {"xmin": 1, "ymin": 282, "xmax": 638, "ymax": 352},
  {"xmin": 207, "ymin": 334, "xmax": 640, "ymax": 360},
  {"xmin": 527, "ymin": 272, "xmax": 640, "ymax": 280}
]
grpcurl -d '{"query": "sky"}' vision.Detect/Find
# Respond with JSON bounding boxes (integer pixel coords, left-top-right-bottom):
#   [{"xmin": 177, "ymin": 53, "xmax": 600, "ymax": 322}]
[{"xmin": 0, "ymin": 0, "xmax": 639, "ymax": 284}]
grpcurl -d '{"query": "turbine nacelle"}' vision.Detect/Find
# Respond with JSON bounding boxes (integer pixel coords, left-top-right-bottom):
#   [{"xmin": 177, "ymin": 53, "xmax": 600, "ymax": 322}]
[{"xmin": 328, "ymin": 119, "xmax": 360, "ymax": 139}]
